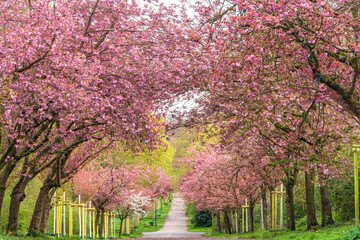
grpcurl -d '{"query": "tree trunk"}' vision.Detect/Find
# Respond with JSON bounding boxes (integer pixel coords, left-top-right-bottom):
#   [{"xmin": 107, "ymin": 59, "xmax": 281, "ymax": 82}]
[
  {"xmin": 223, "ymin": 211, "xmax": 232, "ymax": 234},
  {"xmin": 7, "ymin": 175, "xmax": 31, "ymax": 234},
  {"xmin": 305, "ymin": 169, "xmax": 318, "ymax": 229},
  {"xmin": 95, "ymin": 209, "xmax": 100, "ymax": 237},
  {"xmin": 28, "ymin": 180, "xmax": 56, "ymax": 232},
  {"xmin": 268, "ymin": 186, "xmax": 274, "ymax": 229},
  {"xmin": 236, "ymin": 209, "xmax": 241, "ymax": 233},
  {"xmin": 119, "ymin": 218, "xmax": 124, "ymax": 236},
  {"xmin": 261, "ymin": 187, "xmax": 268, "ymax": 230},
  {"xmin": 319, "ymin": 180, "xmax": 335, "ymax": 226},
  {"xmin": 249, "ymin": 200, "xmax": 255, "ymax": 232},
  {"xmin": 231, "ymin": 210, "xmax": 236, "ymax": 233},
  {"xmin": 216, "ymin": 212, "xmax": 221, "ymax": 232},
  {"xmin": 0, "ymin": 160, "xmax": 17, "ymax": 216},
  {"xmin": 284, "ymin": 169, "xmax": 298, "ymax": 231},
  {"xmin": 40, "ymin": 188, "xmax": 56, "ymax": 234}
]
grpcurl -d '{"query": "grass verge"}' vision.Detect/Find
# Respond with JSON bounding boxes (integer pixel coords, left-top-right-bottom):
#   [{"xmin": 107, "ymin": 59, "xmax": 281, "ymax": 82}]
[{"xmin": 204, "ymin": 222, "xmax": 355, "ymax": 240}]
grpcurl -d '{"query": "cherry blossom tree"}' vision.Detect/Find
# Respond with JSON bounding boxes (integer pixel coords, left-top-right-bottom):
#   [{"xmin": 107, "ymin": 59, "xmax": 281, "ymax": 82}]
[{"xmin": 115, "ymin": 192, "xmax": 152, "ymax": 236}]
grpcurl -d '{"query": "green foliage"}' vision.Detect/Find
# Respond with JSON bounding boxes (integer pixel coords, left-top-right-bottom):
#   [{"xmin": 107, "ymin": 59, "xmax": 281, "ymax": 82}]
[
  {"xmin": 329, "ymin": 176, "xmax": 355, "ymax": 222},
  {"xmin": 341, "ymin": 227, "xmax": 360, "ymax": 240},
  {"xmin": 191, "ymin": 210, "xmax": 212, "ymax": 228},
  {"xmin": 112, "ymin": 138, "xmax": 176, "ymax": 176}
]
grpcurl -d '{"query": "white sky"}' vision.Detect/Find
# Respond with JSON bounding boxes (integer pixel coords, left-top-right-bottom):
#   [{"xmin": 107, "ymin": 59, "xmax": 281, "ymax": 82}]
[{"xmin": 138, "ymin": 0, "xmax": 198, "ymax": 18}]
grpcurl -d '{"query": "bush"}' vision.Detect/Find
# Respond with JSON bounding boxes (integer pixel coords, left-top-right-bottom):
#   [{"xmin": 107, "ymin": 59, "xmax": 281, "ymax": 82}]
[{"xmin": 191, "ymin": 210, "xmax": 212, "ymax": 228}]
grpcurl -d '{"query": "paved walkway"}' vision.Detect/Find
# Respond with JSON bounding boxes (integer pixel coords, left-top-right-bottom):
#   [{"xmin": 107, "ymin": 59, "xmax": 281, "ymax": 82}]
[{"xmin": 142, "ymin": 196, "xmax": 204, "ymax": 238}]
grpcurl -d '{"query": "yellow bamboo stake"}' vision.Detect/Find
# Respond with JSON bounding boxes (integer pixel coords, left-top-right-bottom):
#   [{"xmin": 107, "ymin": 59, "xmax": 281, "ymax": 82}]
[
  {"xmin": 105, "ymin": 212, "xmax": 108, "ymax": 239},
  {"xmin": 126, "ymin": 216, "xmax": 130, "ymax": 235},
  {"xmin": 56, "ymin": 199, "xmax": 60, "ymax": 237},
  {"xmin": 93, "ymin": 211, "xmax": 95, "ymax": 239},
  {"xmin": 69, "ymin": 203, "xmax": 73, "ymax": 237},
  {"xmin": 271, "ymin": 193, "xmax": 275, "ymax": 231},
  {"xmin": 275, "ymin": 193, "xmax": 278, "ymax": 231},
  {"xmin": 354, "ymin": 145, "xmax": 360, "ymax": 225},
  {"xmin": 242, "ymin": 207, "xmax": 245, "ymax": 233},
  {"xmin": 82, "ymin": 204, "xmax": 85, "ymax": 239}
]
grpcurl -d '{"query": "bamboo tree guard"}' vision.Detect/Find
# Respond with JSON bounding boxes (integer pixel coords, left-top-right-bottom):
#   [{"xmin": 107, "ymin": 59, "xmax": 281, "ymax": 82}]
[
  {"xmin": 107, "ymin": 212, "xmax": 116, "ymax": 238},
  {"xmin": 52, "ymin": 193, "xmax": 70, "ymax": 237},
  {"xmin": 271, "ymin": 188, "xmax": 285, "ymax": 231},
  {"xmin": 69, "ymin": 203, "xmax": 85, "ymax": 238},
  {"xmin": 353, "ymin": 144, "xmax": 360, "ymax": 225}
]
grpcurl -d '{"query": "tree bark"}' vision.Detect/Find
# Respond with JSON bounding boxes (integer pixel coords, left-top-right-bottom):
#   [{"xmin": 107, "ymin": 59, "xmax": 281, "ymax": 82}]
[
  {"xmin": 236, "ymin": 209, "xmax": 241, "ymax": 233},
  {"xmin": 284, "ymin": 169, "xmax": 298, "ymax": 231},
  {"xmin": 119, "ymin": 218, "xmax": 124, "ymax": 236},
  {"xmin": 261, "ymin": 187, "xmax": 268, "ymax": 230},
  {"xmin": 216, "ymin": 212, "xmax": 221, "ymax": 232},
  {"xmin": 95, "ymin": 209, "xmax": 100, "ymax": 237},
  {"xmin": 40, "ymin": 188, "xmax": 56, "ymax": 233},
  {"xmin": 305, "ymin": 169, "xmax": 318, "ymax": 229},
  {"xmin": 249, "ymin": 200, "xmax": 255, "ymax": 232},
  {"xmin": 319, "ymin": 180, "xmax": 335, "ymax": 226},
  {"xmin": 7, "ymin": 175, "xmax": 32, "ymax": 234},
  {"xmin": 0, "ymin": 160, "xmax": 17, "ymax": 216},
  {"xmin": 28, "ymin": 180, "xmax": 56, "ymax": 232},
  {"xmin": 223, "ymin": 210, "xmax": 232, "ymax": 234}
]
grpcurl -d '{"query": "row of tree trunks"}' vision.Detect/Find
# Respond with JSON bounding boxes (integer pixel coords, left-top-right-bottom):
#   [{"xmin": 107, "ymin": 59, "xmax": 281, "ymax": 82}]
[{"xmin": 4, "ymin": 164, "xmax": 335, "ymax": 235}]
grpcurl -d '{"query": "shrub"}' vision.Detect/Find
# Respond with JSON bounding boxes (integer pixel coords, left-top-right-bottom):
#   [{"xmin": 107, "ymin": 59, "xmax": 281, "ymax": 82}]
[{"xmin": 191, "ymin": 210, "xmax": 212, "ymax": 228}]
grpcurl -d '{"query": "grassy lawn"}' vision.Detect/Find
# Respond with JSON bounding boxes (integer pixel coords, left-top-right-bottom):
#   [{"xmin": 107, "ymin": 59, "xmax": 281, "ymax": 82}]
[
  {"xmin": 0, "ymin": 201, "xmax": 172, "ymax": 240},
  {"xmin": 186, "ymin": 219, "xmax": 212, "ymax": 233},
  {"xmin": 204, "ymin": 222, "xmax": 356, "ymax": 240}
]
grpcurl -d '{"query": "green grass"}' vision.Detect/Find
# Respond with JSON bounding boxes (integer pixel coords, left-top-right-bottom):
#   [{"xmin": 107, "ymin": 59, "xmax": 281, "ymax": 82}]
[
  {"xmin": 186, "ymin": 219, "xmax": 212, "ymax": 232},
  {"xmin": 204, "ymin": 222, "xmax": 355, "ymax": 240}
]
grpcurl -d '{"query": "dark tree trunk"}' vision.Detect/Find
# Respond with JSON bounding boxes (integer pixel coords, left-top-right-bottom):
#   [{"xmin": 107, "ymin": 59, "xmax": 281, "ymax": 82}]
[
  {"xmin": 319, "ymin": 180, "xmax": 335, "ymax": 226},
  {"xmin": 249, "ymin": 201, "xmax": 255, "ymax": 232},
  {"xmin": 7, "ymin": 175, "xmax": 31, "ymax": 234},
  {"xmin": 261, "ymin": 187, "xmax": 268, "ymax": 230},
  {"xmin": 284, "ymin": 169, "xmax": 298, "ymax": 231},
  {"xmin": 236, "ymin": 209, "xmax": 241, "ymax": 233},
  {"xmin": 119, "ymin": 218, "xmax": 124, "ymax": 236},
  {"xmin": 95, "ymin": 209, "xmax": 100, "ymax": 237},
  {"xmin": 0, "ymin": 160, "xmax": 17, "ymax": 216},
  {"xmin": 216, "ymin": 212, "xmax": 221, "ymax": 232},
  {"xmin": 305, "ymin": 169, "xmax": 318, "ymax": 229},
  {"xmin": 40, "ymin": 188, "xmax": 56, "ymax": 233},
  {"xmin": 29, "ymin": 180, "xmax": 56, "ymax": 232},
  {"xmin": 223, "ymin": 211, "xmax": 232, "ymax": 234},
  {"xmin": 231, "ymin": 210, "xmax": 236, "ymax": 233}
]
